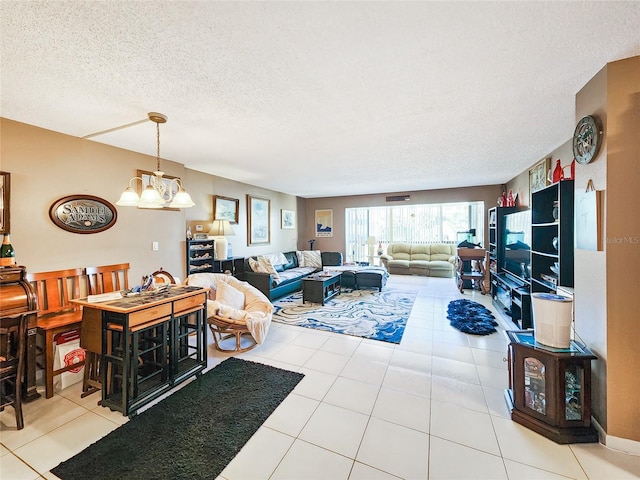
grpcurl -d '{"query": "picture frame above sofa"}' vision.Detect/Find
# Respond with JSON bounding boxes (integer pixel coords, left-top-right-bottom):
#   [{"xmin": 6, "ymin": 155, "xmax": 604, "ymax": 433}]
[{"xmin": 247, "ymin": 194, "xmax": 270, "ymax": 245}]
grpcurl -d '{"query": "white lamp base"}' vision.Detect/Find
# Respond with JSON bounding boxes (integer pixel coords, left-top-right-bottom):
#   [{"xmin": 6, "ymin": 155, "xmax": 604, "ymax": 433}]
[{"xmin": 215, "ymin": 237, "xmax": 228, "ymax": 260}]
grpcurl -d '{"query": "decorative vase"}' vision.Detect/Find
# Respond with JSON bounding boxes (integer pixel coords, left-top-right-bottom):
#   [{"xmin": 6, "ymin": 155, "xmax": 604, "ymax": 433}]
[
  {"xmin": 552, "ymin": 201, "xmax": 559, "ymax": 221},
  {"xmin": 552, "ymin": 159, "xmax": 564, "ymax": 183}
]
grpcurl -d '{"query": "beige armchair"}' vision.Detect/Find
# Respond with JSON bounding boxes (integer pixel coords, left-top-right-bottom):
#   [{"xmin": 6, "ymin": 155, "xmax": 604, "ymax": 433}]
[{"xmin": 186, "ymin": 273, "xmax": 273, "ymax": 353}]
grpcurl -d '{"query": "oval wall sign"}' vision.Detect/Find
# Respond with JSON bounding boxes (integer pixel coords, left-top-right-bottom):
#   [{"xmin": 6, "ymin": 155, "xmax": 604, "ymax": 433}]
[{"xmin": 49, "ymin": 195, "xmax": 117, "ymax": 234}]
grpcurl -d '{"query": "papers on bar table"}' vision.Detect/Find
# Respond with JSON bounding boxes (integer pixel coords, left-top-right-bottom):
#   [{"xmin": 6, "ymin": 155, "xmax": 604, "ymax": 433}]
[{"xmin": 87, "ymin": 291, "xmax": 123, "ymax": 303}]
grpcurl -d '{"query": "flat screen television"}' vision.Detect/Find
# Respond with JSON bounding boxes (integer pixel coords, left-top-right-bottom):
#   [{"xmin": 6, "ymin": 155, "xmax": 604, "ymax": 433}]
[{"xmin": 502, "ymin": 210, "xmax": 531, "ymax": 281}]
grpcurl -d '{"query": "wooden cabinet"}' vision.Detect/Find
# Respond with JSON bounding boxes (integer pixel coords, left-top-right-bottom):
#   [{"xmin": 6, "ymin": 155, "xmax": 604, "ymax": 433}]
[
  {"xmin": 186, "ymin": 239, "xmax": 214, "ymax": 275},
  {"xmin": 531, "ymin": 181, "xmax": 574, "ymax": 293},
  {"xmin": 505, "ymin": 330, "xmax": 598, "ymax": 444}
]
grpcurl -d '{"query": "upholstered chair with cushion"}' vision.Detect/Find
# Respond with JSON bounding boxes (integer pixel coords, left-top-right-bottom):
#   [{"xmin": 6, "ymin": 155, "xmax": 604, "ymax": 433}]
[{"xmin": 185, "ymin": 273, "xmax": 273, "ymax": 353}]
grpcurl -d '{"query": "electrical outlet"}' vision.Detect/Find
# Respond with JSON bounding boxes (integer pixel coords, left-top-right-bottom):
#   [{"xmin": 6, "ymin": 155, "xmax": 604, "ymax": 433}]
[{"xmin": 152, "ymin": 241, "xmax": 159, "ymax": 251}]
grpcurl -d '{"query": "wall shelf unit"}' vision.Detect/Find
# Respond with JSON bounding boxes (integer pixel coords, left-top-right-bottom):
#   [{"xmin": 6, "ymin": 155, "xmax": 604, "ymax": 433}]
[
  {"xmin": 488, "ymin": 206, "xmax": 517, "ymax": 271},
  {"xmin": 530, "ymin": 181, "xmax": 574, "ymax": 293},
  {"xmin": 186, "ymin": 239, "xmax": 214, "ymax": 275}
]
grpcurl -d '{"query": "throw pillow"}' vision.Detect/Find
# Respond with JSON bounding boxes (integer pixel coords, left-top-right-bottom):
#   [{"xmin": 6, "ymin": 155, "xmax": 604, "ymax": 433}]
[
  {"xmin": 302, "ymin": 250, "xmax": 322, "ymax": 268},
  {"xmin": 263, "ymin": 252, "xmax": 288, "ymax": 266},
  {"xmin": 296, "ymin": 250, "xmax": 305, "ymax": 267},
  {"xmin": 216, "ymin": 282, "xmax": 245, "ymax": 310},
  {"xmin": 249, "ymin": 256, "xmax": 280, "ymax": 280}
]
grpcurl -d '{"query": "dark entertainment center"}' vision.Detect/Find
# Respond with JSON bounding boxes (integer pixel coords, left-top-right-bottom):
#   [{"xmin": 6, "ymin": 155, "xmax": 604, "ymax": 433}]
[
  {"xmin": 488, "ymin": 180, "xmax": 575, "ymax": 330},
  {"xmin": 489, "ymin": 206, "xmax": 533, "ymax": 329}
]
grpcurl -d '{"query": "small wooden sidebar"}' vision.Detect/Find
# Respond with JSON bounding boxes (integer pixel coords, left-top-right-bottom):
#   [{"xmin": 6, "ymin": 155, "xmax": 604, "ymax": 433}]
[
  {"xmin": 505, "ymin": 330, "xmax": 598, "ymax": 444},
  {"xmin": 73, "ymin": 285, "xmax": 207, "ymax": 416}
]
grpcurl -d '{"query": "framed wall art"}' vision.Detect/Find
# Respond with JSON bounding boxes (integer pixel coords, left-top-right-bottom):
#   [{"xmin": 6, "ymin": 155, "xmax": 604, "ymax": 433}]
[
  {"xmin": 213, "ymin": 195, "xmax": 239, "ymax": 224},
  {"xmin": 315, "ymin": 209, "xmax": 333, "ymax": 237},
  {"xmin": 529, "ymin": 158, "xmax": 550, "ymax": 195},
  {"xmin": 247, "ymin": 194, "xmax": 270, "ymax": 245},
  {"xmin": 0, "ymin": 171, "xmax": 10, "ymax": 234},
  {"xmin": 137, "ymin": 169, "xmax": 180, "ymax": 211},
  {"xmin": 281, "ymin": 209, "xmax": 295, "ymax": 229}
]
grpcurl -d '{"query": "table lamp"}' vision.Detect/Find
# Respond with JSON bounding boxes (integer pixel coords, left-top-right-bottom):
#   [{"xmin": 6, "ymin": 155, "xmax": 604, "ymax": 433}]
[{"xmin": 209, "ymin": 219, "xmax": 235, "ymax": 260}]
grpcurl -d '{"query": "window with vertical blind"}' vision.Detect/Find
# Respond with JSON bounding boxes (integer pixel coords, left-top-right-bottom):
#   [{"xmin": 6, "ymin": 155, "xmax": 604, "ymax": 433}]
[{"xmin": 345, "ymin": 202, "xmax": 484, "ymax": 263}]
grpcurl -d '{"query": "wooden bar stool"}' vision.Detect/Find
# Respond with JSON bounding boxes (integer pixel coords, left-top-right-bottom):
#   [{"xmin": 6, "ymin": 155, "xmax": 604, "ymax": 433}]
[{"xmin": 81, "ymin": 263, "xmax": 130, "ymax": 398}]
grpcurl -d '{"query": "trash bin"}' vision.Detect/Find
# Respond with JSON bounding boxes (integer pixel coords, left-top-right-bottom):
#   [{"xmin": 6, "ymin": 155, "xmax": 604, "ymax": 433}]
[{"xmin": 531, "ymin": 293, "xmax": 573, "ymax": 348}]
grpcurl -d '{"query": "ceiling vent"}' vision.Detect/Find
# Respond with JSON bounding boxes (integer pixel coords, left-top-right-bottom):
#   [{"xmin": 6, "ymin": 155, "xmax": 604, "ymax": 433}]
[{"xmin": 386, "ymin": 195, "xmax": 411, "ymax": 202}]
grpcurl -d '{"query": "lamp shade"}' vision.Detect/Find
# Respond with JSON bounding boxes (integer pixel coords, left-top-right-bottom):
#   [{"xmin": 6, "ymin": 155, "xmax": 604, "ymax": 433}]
[
  {"xmin": 209, "ymin": 219, "xmax": 235, "ymax": 236},
  {"xmin": 138, "ymin": 185, "xmax": 164, "ymax": 208},
  {"xmin": 169, "ymin": 188, "xmax": 195, "ymax": 208},
  {"xmin": 116, "ymin": 187, "xmax": 140, "ymax": 206}
]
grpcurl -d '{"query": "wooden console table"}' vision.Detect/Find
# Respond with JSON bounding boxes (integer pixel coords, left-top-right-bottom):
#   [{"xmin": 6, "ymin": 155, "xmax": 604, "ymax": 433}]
[{"xmin": 72, "ymin": 286, "xmax": 207, "ymax": 416}]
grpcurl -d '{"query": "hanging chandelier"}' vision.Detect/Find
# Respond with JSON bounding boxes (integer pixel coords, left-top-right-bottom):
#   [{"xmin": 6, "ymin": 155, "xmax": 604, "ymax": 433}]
[{"xmin": 116, "ymin": 112, "xmax": 194, "ymax": 209}]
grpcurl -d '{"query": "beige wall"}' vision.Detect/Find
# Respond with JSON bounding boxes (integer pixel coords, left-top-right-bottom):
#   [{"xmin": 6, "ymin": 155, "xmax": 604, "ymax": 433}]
[
  {"xmin": 0, "ymin": 119, "xmax": 299, "ymax": 283},
  {"xmin": 599, "ymin": 56, "xmax": 639, "ymax": 445},
  {"xmin": 302, "ymin": 186, "xmax": 504, "ymax": 254}
]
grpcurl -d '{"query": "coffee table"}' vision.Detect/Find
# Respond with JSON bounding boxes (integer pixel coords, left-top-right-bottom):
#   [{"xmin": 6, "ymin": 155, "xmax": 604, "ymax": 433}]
[{"xmin": 302, "ymin": 272, "xmax": 342, "ymax": 305}]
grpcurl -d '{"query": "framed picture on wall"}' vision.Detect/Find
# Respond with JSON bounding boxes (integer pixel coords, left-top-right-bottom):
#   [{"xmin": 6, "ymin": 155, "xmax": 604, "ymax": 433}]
[
  {"xmin": 281, "ymin": 209, "xmax": 295, "ymax": 229},
  {"xmin": 213, "ymin": 195, "xmax": 239, "ymax": 224},
  {"xmin": 247, "ymin": 194, "xmax": 270, "ymax": 245},
  {"xmin": 137, "ymin": 169, "xmax": 180, "ymax": 211},
  {"xmin": 529, "ymin": 158, "xmax": 550, "ymax": 194},
  {"xmin": 0, "ymin": 171, "xmax": 10, "ymax": 234},
  {"xmin": 315, "ymin": 209, "xmax": 333, "ymax": 237}
]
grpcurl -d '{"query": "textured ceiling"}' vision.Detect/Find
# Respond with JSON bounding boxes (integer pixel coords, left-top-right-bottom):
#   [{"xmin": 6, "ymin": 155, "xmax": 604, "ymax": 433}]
[{"xmin": 1, "ymin": 1, "xmax": 639, "ymax": 198}]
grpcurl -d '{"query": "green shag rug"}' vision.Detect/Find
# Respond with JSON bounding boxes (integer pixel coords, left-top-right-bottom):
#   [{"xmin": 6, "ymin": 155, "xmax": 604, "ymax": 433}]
[{"xmin": 51, "ymin": 358, "xmax": 304, "ymax": 480}]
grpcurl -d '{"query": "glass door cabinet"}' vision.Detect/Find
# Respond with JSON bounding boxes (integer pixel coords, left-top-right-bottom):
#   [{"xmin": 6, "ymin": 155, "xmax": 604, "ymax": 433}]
[{"xmin": 505, "ymin": 330, "xmax": 598, "ymax": 444}]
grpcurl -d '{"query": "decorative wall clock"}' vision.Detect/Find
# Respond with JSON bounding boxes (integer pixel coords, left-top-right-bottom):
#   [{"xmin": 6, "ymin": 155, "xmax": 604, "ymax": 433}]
[{"xmin": 573, "ymin": 115, "xmax": 603, "ymax": 165}]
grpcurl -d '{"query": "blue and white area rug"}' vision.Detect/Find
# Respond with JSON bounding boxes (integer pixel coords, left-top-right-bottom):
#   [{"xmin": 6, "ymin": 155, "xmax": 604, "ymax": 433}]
[{"xmin": 272, "ymin": 287, "xmax": 417, "ymax": 344}]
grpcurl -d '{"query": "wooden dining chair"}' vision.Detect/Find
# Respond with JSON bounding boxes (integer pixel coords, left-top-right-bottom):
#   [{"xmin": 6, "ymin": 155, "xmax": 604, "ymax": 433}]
[
  {"xmin": 81, "ymin": 263, "xmax": 130, "ymax": 398},
  {"xmin": 85, "ymin": 263, "xmax": 130, "ymax": 295},
  {"xmin": 26, "ymin": 268, "xmax": 85, "ymax": 398}
]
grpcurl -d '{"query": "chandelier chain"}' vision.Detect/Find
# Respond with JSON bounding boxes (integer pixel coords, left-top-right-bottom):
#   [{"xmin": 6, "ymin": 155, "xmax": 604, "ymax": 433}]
[{"xmin": 156, "ymin": 120, "xmax": 161, "ymax": 172}]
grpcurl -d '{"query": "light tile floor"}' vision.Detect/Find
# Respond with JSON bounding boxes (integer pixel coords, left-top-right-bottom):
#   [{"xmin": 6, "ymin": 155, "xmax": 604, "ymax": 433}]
[{"xmin": 1, "ymin": 276, "xmax": 639, "ymax": 479}]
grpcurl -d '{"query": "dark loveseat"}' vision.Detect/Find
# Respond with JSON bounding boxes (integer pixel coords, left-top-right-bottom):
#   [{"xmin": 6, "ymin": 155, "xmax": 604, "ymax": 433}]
[{"xmin": 244, "ymin": 251, "xmax": 343, "ymax": 301}]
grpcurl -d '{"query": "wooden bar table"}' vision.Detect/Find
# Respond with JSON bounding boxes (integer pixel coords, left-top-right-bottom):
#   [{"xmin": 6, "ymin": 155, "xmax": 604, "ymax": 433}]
[{"xmin": 72, "ymin": 285, "xmax": 207, "ymax": 416}]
